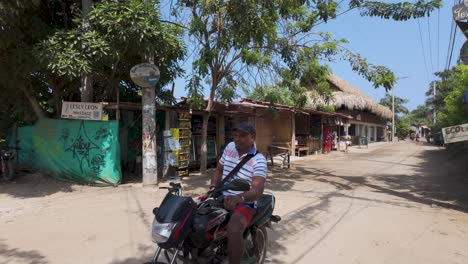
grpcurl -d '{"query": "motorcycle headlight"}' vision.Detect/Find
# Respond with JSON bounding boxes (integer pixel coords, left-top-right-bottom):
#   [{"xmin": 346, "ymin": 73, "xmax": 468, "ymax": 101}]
[{"xmin": 151, "ymin": 219, "xmax": 177, "ymax": 244}]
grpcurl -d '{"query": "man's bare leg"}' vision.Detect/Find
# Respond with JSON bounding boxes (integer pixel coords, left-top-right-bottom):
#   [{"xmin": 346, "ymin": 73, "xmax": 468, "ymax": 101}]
[{"xmin": 227, "ymin": 213, "xmax": 247, "ymax": 264}]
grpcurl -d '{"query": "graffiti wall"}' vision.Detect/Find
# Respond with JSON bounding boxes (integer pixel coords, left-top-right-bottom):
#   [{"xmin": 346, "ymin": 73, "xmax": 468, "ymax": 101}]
[{"xmin": 17, "ymin": 118, "xmax": 121, "ymax": 186}]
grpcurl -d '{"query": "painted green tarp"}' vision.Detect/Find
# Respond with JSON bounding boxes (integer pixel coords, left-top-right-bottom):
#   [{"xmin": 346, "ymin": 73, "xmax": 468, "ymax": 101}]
[{"xmin": 17, "ymin": 118, "xmax": 121, "ymax": 186}]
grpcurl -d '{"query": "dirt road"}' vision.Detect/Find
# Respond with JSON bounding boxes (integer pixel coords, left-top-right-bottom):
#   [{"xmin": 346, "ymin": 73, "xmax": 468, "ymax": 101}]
[{"xmin": 1, "ymin": 141, "xmax": 467, "ymax": 264}]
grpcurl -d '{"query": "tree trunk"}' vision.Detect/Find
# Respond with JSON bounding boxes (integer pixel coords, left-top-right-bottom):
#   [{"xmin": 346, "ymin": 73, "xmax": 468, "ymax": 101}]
[
  {"xmin": 20, "ymin": 85, "xmax": 45, "ymax": 119},
  {"xmin": 200, "ymin": 82, "xmax": 217, "ymax": 174},
  {"xmin": 80, "ymin": 0, "xmax": 93, "ymax": 102},
  {"xmin": 200, "ymin": 112, "xmax": 209, "ymax": 175},
  {"xmin": 50, "ymin": 83, "xmax": 63, "ymax": 118}
]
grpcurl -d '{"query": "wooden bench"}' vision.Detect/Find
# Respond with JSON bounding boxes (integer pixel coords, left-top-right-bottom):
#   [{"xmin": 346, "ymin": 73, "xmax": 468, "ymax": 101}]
[
  {"xmin": 266, "ymin": 143, "xmax": 291, "ymax": 169},
  {"xmin": 295, "ymin": 145, "xmax": 309, "ymax": 156}
]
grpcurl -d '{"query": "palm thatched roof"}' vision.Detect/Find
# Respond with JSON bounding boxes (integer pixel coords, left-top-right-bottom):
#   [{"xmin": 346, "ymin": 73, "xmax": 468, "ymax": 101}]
[{"xmin": 307, "ymin": 75, "xmax": 392, "ymax": 119}]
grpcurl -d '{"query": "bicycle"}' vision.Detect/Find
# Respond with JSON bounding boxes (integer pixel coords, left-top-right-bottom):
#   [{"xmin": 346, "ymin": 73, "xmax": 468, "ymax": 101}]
[{"xmin": 1, "ymin": 145, "xmax": 19, "ymax": 180}]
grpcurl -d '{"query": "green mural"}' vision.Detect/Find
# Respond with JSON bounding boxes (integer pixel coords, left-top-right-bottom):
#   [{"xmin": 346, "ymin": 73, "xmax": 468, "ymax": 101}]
[{"xmin": 17, "ymin": 118, "xmax": 121, "ymax": 186}]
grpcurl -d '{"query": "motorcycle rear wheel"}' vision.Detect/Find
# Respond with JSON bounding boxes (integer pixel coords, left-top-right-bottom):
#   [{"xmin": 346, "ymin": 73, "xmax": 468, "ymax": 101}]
[{"xmin": 254, "ymin": 226, "xmax": 268, "ymax": 264}]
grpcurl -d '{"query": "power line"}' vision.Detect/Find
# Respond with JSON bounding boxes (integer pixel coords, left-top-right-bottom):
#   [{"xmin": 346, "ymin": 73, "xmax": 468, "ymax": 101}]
[
  {"xmin": 445, "ymin": 16, "xmax": 456, "ymax": 70},
  {"xmin": 417, "ymin": 17, "xmax": 431, "ymax": 82},
  {"xmin": 427, "ymin": 13, "xmax": 434, "ymax": 73},
  {"xmin": 446, "ymin": 19, "xmax": 457, "ymax": 70},
  {"xmin": 446, "ymin": 0, "xmax": 463, "ymax": 70}
]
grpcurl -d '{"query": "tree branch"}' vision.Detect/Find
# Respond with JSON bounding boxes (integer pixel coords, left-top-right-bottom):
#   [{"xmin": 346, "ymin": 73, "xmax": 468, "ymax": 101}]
[{"xmin": 159, "ymin": 19, "xmax": 187, "ymax": 29}]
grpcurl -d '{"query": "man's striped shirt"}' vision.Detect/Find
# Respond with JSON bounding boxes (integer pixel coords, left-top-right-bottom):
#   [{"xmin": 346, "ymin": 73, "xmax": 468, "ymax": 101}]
[{"xmin": 219, "ymin": 142, "xmax": 267, "ymax": 197}]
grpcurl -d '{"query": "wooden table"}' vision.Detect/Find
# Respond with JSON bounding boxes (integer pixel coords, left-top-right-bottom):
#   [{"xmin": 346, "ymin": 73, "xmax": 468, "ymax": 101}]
[
  {"xmin": 295, "ymin": 145, "xmax": 309, "ymax": 156},
  {"xmin": 267, "ymin": 145, "xmax": 291, "ymax": 169}
]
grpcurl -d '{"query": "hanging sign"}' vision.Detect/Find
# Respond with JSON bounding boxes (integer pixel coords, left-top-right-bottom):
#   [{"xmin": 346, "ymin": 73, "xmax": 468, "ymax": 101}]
[
  {"xmin": 442, "ymin": 123, "xmax": 468, "ymax": 144},
  {"xmin": 130, "ymin": 63, "xmax": 160, "ymax": 88},
  {"xmin": 461, "ymin": 41, "xmax": 468, "ymax": 65},
  {"xmin": 453, "ymin": 1, "xmax": 468, "ymax": 21},
  {"xmin": 61, "ymin": 101, "xmax": 103, "ymax": 121}
]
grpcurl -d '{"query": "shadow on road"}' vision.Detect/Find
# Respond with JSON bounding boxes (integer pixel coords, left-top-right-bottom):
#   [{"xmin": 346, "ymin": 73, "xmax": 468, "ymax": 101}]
[
  {"xmin": 369, "ymin": 146, "xmax": 468, "ymax": 213},
  {"xmin": 0, "ymin": 240, "xmax": 48, "ymax": 264},
  {"xmin": 0, "ymin": 172, "xmax": 76, "ymax": 199},
  {"xmin": 267, "ymin": 143, "xmax": 468, "ymax": 262}
]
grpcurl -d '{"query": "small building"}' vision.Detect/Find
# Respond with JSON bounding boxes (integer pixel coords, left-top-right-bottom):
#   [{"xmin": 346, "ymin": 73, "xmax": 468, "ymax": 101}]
[{"xmin": 307, "ymin": 75, "xmax": 392, "ymax": 145}]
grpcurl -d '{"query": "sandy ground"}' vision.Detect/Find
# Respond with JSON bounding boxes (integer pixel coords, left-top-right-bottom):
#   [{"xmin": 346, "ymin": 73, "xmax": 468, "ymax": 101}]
[{"xmin": 1, "ymin": 140, "xmax": 468, "ymax": 264}]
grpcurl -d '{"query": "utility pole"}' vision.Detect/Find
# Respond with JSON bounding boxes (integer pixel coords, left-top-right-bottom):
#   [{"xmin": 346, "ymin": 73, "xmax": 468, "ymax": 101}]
[
  {"xmin": 392, "ymin": 76, "xmax": 409, "ymax": 142},
  {"xmin": 130, "ymin": 63, "xmax": 160, "ymax": 186},
  {"xmin": 142, "ymin": 84, "xmax": 157, "ymax": 186},
  {"xmin": 392, "ymin": 85, "xmax": 395, "ymax": 142},
  {"xmin": 433, "ymin": 82, "xmax": 436, "ymax": 125}
]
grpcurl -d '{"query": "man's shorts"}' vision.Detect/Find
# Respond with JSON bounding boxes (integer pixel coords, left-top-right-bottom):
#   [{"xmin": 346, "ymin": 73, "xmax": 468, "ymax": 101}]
[{"xmin": 233, "ymin": 203, "xmax": 256, "ymax": 225}]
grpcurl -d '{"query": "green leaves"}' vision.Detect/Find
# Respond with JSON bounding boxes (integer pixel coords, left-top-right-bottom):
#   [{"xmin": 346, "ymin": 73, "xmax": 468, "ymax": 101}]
[
  {"xmin": 379, "ymin": 94, "xmax": 409, "ymax": 116},
  {"xmin": 436, "ymin": 65, "xmax": 468, "ymax": 128},
  {"xmin": 344, "ymin": 51, "xmax": 396, "ymax": 92},
  {"xmin": 37, "ymin": 29, "xmax": 110, "ymax": 78},
  {"xmin": 350, "ymin": 0, "xmax": 442, "ymax": 20},
  {"xmin": 36, "ymin": 0, "xmax": 185, "ymax": 102}
]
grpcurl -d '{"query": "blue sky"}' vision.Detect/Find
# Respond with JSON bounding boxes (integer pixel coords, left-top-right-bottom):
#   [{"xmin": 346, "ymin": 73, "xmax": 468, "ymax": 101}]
[{"xmin": 171, "ymin": 1, "xmax": 465, "ymax": 111}]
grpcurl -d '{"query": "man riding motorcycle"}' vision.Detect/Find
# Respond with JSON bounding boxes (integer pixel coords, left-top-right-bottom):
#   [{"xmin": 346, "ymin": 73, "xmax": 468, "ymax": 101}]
[{"xmin": 207, "ymin": 122, "xmax": 267, "ymax": 264}]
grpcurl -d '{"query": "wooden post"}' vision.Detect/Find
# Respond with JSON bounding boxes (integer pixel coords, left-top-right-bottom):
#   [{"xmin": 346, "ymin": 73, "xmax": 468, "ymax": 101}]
[
  {"xmin": 165, "ymin": 110, "xmax": 170, "ymax": 131},
  {"xmin": 320, "ymin": 116, "xmax": 324, "ymax": 153},
  {"xmin": 116, "ymin": 86, "xmax": 120, "ymax": 120},
  {"xmin": 291, "ymin": 112, "xmax": 296, "ymax": 156},
  {"xmin": 217, "ymin": 114, "xmax": 225, "ymax": 158},
  {"xmin": 338, "ymin": 125, "xmax": 341, "ymax": 151}
]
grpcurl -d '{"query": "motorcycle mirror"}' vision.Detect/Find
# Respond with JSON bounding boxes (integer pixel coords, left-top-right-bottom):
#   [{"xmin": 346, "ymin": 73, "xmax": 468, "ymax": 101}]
[{"xmin": 152, "ymin": 207, "xmax": 159, "ymax": 216}]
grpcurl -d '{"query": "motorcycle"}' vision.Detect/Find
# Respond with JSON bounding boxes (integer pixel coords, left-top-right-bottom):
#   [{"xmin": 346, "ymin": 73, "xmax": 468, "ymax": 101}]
[
  {"xmin": 0, "ymin": 146, "xmax": 17, "ymax": 180},
  {"xmin": 147, "ymin": 180, "xmax": 281, "ymax": 264}
]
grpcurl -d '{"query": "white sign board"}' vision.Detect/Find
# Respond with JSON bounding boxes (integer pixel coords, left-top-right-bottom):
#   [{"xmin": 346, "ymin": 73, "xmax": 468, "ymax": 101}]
[
  {"xmin": 61, "ymin": 101, "xmax": 103, "ymax": 121},
  {"xmin": 442, "ymin": 123, "xmax": 468, "ymax": 144},
  {"xmin": 130, "ymin": 63, "xmax": 160, "ymax": 88},
  {"xmin": 453, "ymin": 1, "xmax": 468, "ymax": 21}
]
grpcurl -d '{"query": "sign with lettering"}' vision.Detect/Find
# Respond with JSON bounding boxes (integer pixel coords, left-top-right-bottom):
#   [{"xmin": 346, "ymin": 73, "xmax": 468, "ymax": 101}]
[
  {"xmin": 61, "ymin": 101, "xmax": 103, "ymax": 121},
  {"xmin": 442, "ymin": 123, "xmax": 468, "ymax": 144},
  {"xmin": 453, "ymin": 1, "xmax": 468, "ymax": 21},
  {"xmin": 130, "ymin": 63, "xmax": 160, "ymax": 88}
]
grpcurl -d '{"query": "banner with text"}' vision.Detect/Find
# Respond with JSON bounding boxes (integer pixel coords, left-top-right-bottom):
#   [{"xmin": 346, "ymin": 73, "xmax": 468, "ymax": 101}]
[
  {"xmin": 442, "ymin": 123, "xmax": 468, "ymax": 144},
  {"xmin": 61, "ymin": 101, "xmax": 103, "ymax": 121}
]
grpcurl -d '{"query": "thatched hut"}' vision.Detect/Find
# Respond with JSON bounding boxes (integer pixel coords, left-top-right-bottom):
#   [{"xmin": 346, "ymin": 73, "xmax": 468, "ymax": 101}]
[{"xmin": 307, "ymin": 75, "xmax": 392, "ymax": 143}]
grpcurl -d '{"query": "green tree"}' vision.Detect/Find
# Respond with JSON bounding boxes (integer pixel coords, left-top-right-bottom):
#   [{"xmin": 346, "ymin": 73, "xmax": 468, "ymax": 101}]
[
  {"xmin": 175, "ymin": 0, "xmax": 441, "ymax": 173},
  {"xmin": 379, "ymin": 94, "xmax": 409, "ymax": 116},
  {"xmin": 425, "ymin": 69, "xmax": 455, "ymax": 115},
  {"xmin": 0, "ymin": 0, "xmax": 59, "ymax": 120},
  {"xmin": 408, "ymin": 104, "xmax": 432, "ymax": 126},
  {"xmin": 379, "ymin": 94, "xmax": 409, "ymax": 139},
  {"xmin": 436, "ymin": 65, "xmax": 468, "ymax": 128},
  {"xmin": 36, "ymin": 0, "xmax": 186, "ymax": 113},
  {"xmin": 0, "ymin": 0, "xmax": 185, "ymax": 139},
  {"xmin": 395, "ymin": 117, "xmax": 410, "ymax": 139}
]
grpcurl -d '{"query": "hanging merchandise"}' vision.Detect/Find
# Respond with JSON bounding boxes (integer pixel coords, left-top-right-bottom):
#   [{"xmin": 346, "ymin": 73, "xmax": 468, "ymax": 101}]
[
  {"xmin": 169, "ymin": 111, "xmax": 192, "ymax": 177},
  {"xmin": 164, "ymin": 137, "xmax": 181, "ymax": 151}
]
